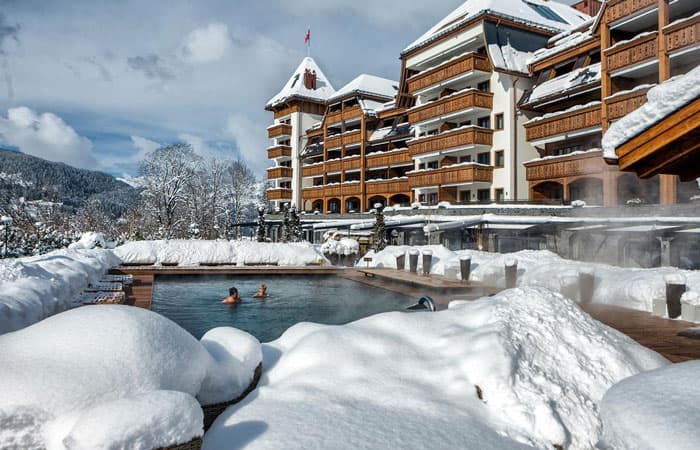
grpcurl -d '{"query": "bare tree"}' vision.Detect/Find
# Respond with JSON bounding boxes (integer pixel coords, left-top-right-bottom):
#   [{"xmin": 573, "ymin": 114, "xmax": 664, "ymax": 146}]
[
  {"xmin": 140, "ymin": 143, "xmax": 200, "ymax": 239},
  {"xmin": 226, "ymin": 159, "xmax": 257, "ymax": 239}
]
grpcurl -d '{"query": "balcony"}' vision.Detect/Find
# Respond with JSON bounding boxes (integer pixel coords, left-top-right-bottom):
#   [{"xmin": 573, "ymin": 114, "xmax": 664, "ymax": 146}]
[
  {"xmin": 342, "ymin": 106, "xmax": 363, "ymax": 121},
  {"xmin": 302, "ymin": 163, "xmax": 324, "ymax": 177},
  {"xmin": 267, "ymin": 166, "xmax": 293, "ymax": 179},
  {"xmin": 267, "ymin": 188, "xmax": 292, "ymax": 201},
  {"xmin": 525, "ymin": 150, "xmax": 607, "ymax": 182},
  {"xmin": 326, "ymin": 160, "xmax": 342, "ymax": 173},
  {"xmin": 267, "ymin": 123, "xmax": 292, "ymax": 139},
  {"xmin": 341, "ymin": 182, "xmax": 362, "ymax": 196},
  {"xmin": 408, "ymin": 90, "xmax": 493, "ymax": 125},
  {"xmin": 606, "ymin": 87, "xmax": 650, "ymax": 121},
  {"xmin": 267, "ymin": 145, "xmax": 291, "ymax": 159},
  {"xmin": 366, "ymin": 179, "xmax": 410, "ymax": 195},
  {"xmin": 343, "ymin": 130, "xmax": 363, "ymax": 146},
  {"xmin": 407, "ymin": 53, "xmax": 492, "ymax": 94},
  {"xmin": 604, "ymin": 32, "xmax": 657, "ymax": 75},
  {"xmin": 408, "ymin": 164, "xmax": 493, "ymax": 189},
  {"xmin": 326, "ymin": 110, "xmax": 342, "ymax": 125},
  {"xmin": 366, "ymin": 149, "xmax": 413, "ymax": 168},
  {"xmin": 343, "ymin": 157, "xmax": 362, "ymax": 171},
  {"xmin": 664, "ymin": 14, "xmax": 700, "ymax": 53},
  {"xmin": 524, "ymin": 103, "xmax": 601, "ymax": 143},
  {"xmin": 325, "ymin": 134, "xmax": 342, "ymax": 149},
  {"xmin": 408, "ymin": 127, "xmax": 493, "ymax": 157},
  {"xmin": 604, "ymin": 0, "xmax": 657, "ymax": 25},
  {"xmin": 324, "ymin": 185, "xmax": 342, "ymax": 198}
]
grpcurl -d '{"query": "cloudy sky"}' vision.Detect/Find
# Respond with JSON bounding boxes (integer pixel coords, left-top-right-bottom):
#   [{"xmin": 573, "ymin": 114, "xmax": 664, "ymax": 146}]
[{"xmin": 0, "ymin": 0, "xmax": 578, "ymax": 178}]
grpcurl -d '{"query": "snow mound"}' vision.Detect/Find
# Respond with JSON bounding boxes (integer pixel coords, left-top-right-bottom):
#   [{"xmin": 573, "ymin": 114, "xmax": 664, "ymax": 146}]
[
  {"xmin": 599, "ymin": 360, "xmax": 700, "ymax": 450},
  {"xmin": 53, "ymin": 390, "xmax": 203, "ymax": 450},
  {"xmin": 204, "ymin": 287, "xmax": 666, "ymax": 450},
  {"xmin": 0, "ymin": 248, "xmax": 121, "ymax": 334},
  {"xmin": 67, "ymin": 232, "xmax": 108, "ymax": 250},
  {"xmin": 320, "ymin": 232, "xmax": 359, "ymax": 256},
  {"xmin": 0, "ymin": 306, "xmax": 261, "ymax": 448},
  {"xmin": 115, "ymin": 240, "xmax": 326, "ymax": 266}
]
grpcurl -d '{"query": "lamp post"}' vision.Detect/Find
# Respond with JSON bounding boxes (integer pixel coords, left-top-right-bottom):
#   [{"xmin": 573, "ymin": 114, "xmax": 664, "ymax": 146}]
[{"xmin": 1, "ymin": 216, "xmax": 13, "ymax": 258}]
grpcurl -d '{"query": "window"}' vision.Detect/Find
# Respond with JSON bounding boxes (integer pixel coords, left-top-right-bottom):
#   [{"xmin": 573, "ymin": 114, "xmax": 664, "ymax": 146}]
[
  {"xmin": 495, "ymin": 188, "xmax": 505, "ymax": 202},
  {"xmin": 477, "ymin": 80, "xmax": 490, "ymax": 92},
  {"xmin": 495, "ymin": 113, "xmax": 504, "ymax": 130},
  {"xmin": 525, "ymin": 1, "xmax": 568, "ymax": 24},
  {"xmin": 495, "ymin": 150, "xmax": 504, "ymax": 168},
  {"xmin": 459, "ymin": 190, "xmax": 471, "ymax": 202},
  {"xmin": 428, "ymin": 192, "xmax": 438, "ymax": 205},
  {"xmin": 459, "ymin": 155, "xmax": 472, "ymax": 163},
  {"xmin": 477, "ymin": 152, "xmax": 491, "ymax": 165},
  {"xmin": 477, "ymin": 116, "xmax": 491, "ymax": 129},
  {"xmin": 477, "ymin": 189, "xmax": 490, "ymax": 202}
]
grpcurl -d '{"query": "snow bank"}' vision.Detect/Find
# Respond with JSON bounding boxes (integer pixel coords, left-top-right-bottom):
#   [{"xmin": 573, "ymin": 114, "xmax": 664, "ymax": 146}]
[
  {"xmin": 0, "ymin": 248, "xmax": 121, "ymax": 334},
  {"xmin": 0, "ymin": 306, "xmax": 261, "ymax": 448},
  {"xmin": 67, "ymin": 232, "xmax": 107, "ymax": 250},
  {"xmin": 204, "ymin": 287, "xmax": 666, "ymax": 450},
  {"xmin": 320, "ymin": 232, "xmax": 359, "ymax": 256},
  {"xmin": 599, "ymin": 360, "xmax": 700, "ymax": 450},
  {"xmin": 602, "ymin": 64, "xmax": 700, "ymax": 158},
  {"xmin": 114, "ymin": 240, "xmax": 327, "ymax": 266},
  {"xmin": 360, "ymin": 246, "xmax": 700, "ymax": 317}
]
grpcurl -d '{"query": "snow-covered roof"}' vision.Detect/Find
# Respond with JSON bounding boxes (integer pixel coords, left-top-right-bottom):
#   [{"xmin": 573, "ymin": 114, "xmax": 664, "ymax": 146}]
[
  {"xmin": 329, "ymin": 74, "xmax": 398, "ymax": 103},
  {"xmin": 529, "ymin": 28, "xmax": 595, "ymax": 65},
  {"xmin": 403, "ymin": 0, "xmax": 590, "ymax": 54},
  {"xmin": 602, "ymin": 64, "xmax": 700, "ymax": 159},
  {"xmin": 522, "ymin": 62, "xmax": 600, "ymax": 105},
  {"xmin": 266, "ymin": 57, "xmax": 336, "ymax": 109}
]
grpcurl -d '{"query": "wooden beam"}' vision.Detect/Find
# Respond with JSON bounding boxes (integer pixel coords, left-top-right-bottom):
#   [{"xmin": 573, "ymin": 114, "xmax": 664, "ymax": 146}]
[{"xmin": 658, "ymin": 0, "xmax": 670, "ymax": 82}]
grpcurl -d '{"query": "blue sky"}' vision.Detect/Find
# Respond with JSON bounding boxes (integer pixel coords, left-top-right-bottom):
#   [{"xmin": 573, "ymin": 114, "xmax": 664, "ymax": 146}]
[{"xmin": 0, "ymin": 0, "xmax": 578, "ymax": 177}]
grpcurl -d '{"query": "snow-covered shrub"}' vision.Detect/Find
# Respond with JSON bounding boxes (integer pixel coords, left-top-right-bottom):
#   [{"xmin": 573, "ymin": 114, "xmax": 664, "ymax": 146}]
[
  {"xmin": 320, "ymin": 232, "xmax": 359, "ymax": 257},
  {"xmin": 67, "ymin": 232, "xmax": 108, "ymax": 250},
  {"xmin": 571, "ymin": 199, "xmax": 586, "ymax": 208}
]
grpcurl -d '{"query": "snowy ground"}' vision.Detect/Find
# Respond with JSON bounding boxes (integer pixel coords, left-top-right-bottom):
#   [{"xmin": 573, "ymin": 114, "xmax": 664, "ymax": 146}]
[
  {"xmin": 204, "ymin": 288, "xmax": 667, "ymax": 450},
  {"xmin": 360, "ymin": 246, "xmax": 700, "ymax": 319},
  {"xmin": 115, "ymin": 240, "xmax": 328, "ymax": 266}
]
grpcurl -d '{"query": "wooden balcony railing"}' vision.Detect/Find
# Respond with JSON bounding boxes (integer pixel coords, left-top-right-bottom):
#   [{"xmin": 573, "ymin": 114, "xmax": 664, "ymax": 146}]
[
  {"xmin": 302, "ymin": 186, "xmax": 324, "ymax": 198},
  {"xmin": 525, "ymin": 104, "xmax": 601, "ymax": 141},
  {"xmin": 267, "ymin": 188, "xmax": 292, "ymax": 201},
  {"xmin": 267, "ymin": 167, "xmax": 293, "ymax": 179},
  {"xmin": 326, "ymin": 110, "xmax": 342, "ymax": 125},
  {"xmin": 408, "ymin": 164, "xmax": 493, "ymax": 188},
  {"xmin": 606, "ymin": 87, "xmax": 650, "ymax": 121},
  {"xmin": 525, "ymin": 150, "xmax": 606, "ymax": 182},
  {"xmin": 366, "ymin": 149, "xmax": 413, "ymax": 168},
  {"xmin": 343, "ymin": 157, "xmax": 362, "ymax": 171},
  {"xmin": 342, "ymin": 183, "xmax": 362, "ymax": 196},
  {"xmin": 302, "ymin": 164, "xmax": 324, "ymax": 177},
  {"xmin": 407, "ymin": 53, "xmax": 492, "ymax": 94},
  {"xmin": 408, "ymin": 90, "xmax": 493, "ymax": 124},
  {"xmin": 267, "ymin": 123, "xmax": 292, "ymax": 139},
  {"xmin": 267, "ymin": 145, "xmax": 291, "ymax": 159},
  {"xmin": 605, "ymin": 0, "xmax": 657, "ymax": 24},
  {"xmin": 342, "ymin": 106, "xmax": 363, "ymax": 121},
  {"xmin": 366, "ymin": 179, "xmax": 410, "ymax": 195},
  {"xmin": 324, "ymin": 185, "xmax": 342, "ymax": 198},
  {"xmin": 343, "ymin": 130, "xmax": 363, "ymax": 146},
  {"xmin": 408, "ymin": 127, "xmax": 493, "ymax": 157},
  {"xmin": 325, "ymin": 135, "xmax": 342, "ymax": 149},
  {"xmin": 605, "ymin": 31, "xmax": 657, "ymax": 73},
  {"xmin": 664, "ymin": 14, "xmax": 700, "ymax": 53},
  {"xmin": 326, "ymin": 160, "xmax": 342, "ymax": 173}
]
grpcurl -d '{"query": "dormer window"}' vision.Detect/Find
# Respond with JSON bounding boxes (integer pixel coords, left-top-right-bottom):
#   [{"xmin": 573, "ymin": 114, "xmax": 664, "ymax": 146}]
[{"xmin": 524, "ymin": 1, "xmax": 568, "ymax": 24}]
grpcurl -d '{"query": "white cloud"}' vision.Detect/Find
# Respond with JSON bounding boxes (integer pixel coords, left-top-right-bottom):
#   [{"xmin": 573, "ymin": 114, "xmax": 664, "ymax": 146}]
[
  {"xmin": 180, "ymin": 23, "xmax": 231, "ymax": 63},
  {"xmin": 224, "ymin": 113, "xmax": 270, "ymax": 176},
  {"xmin": 0, "ymin": 106, "xmax": 97, "ymax": 169},
  {"xmin": 130, "ymin": 135, "xmax": 161, "ymax": 159}
]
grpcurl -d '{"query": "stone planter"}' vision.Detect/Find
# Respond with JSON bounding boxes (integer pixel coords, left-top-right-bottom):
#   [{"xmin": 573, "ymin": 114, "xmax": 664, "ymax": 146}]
[
  {"xmin": 681, "ymin": 303, "xmax": 699, "ymax": 322},
  {"xmin": 652, "ymin": 297, "xmax": 667, "ymax": 317}
]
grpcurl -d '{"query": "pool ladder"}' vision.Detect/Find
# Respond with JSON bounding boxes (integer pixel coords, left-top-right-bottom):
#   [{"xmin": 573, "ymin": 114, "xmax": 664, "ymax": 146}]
[{"xmin": 407, "ymin": 296, "xmax": 436, "ymax": 312}]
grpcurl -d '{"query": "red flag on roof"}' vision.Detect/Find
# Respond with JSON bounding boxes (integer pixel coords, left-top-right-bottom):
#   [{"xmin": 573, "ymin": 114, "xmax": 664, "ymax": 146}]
[{"xmin": 304, "ymin": 28, "xmax": 311, "ymax": 45}]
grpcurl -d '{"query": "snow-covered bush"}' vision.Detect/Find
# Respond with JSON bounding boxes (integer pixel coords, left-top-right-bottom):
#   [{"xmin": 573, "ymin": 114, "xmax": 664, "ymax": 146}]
[
  {"xmin": 599, "ymin": 360, "xmax": 700, "ymax": 450},
  {"xmin": 67, "ymin": 232, "xmax": 108, "ymax": 250},
  {"xmin": 0, "ymin": 306, "xmax": 261, "ymax": 448},
  {"xmin": 204, "ymin": 288, "xmax": 666, "ymax": 450},
  {"xmin": 320, "ymin": 232, "xmax": 359, "ymax": 256},
  {"xmin": 571, "ymin": 199, "xmax": 586, "ymax": 208}
]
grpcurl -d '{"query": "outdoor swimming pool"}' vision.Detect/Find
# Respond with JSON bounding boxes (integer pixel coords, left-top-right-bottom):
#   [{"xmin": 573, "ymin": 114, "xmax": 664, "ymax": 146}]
[{"xmin": 151, "ymin": 275, "xmax": 415, "ymax": 341}]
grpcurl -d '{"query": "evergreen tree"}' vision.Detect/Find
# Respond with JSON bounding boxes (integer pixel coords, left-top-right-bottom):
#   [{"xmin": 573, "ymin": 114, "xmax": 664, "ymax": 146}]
[
  {"xmin": 256, "ymin": 206, "xmax": 267, "ymax": 242},
  {"xmin": 289, "ymin": 205, "xmax": 302, "ymax": 242},
  {"xmin": 281, "ymin": 203, "xmax": 290, "ymax": 243},
  {"xmin": 372, "ymin": 203, "xmax": 387, "ymax": 251}
]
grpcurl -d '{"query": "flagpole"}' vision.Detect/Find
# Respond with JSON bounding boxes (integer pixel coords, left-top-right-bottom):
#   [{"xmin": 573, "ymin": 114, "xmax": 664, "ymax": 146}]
[{"xmin": 307, "ymin": 25, "xmax": 311, "ymax": 57}]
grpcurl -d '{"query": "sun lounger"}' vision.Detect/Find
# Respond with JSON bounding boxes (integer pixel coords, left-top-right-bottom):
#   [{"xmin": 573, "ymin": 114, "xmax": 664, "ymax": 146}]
[
  {"xmin": 85, "ymin": 282, "xmax": 123, "ymax": 292},
  {"xmin": 100, "ymin": 274, "xmax": 133, "ymax": 285},
  {"xmin": 80, "ymin": 291, "xmax": 126, "ymax": 305}
]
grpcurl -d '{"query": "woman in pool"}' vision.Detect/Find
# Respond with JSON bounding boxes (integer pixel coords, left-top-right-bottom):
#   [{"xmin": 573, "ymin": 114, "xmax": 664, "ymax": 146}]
[
  {"xmin": 253, "ymin": 284, "xmax": 269, "ymax": 298},
  {"xmin": 222, "ymin": 287, "xmax": 240, "ymax": 304}
]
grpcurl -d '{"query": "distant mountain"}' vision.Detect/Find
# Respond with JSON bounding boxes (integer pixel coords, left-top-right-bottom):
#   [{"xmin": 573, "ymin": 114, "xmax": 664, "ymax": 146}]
[{"xmin": 0, "ymin": 148, "xmax": 139, "ymax": 216}]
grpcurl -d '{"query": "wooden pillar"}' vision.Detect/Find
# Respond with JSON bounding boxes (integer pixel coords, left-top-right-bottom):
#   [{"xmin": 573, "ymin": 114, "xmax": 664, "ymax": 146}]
[
  {"xmin": 600, "ymin": 20, "xmax": 612, "ymax": 132},
  {"xmin": 658, "ymin": 0, "xmax": 670, "ymax": 82},
  {"xmin": 603, "ymin": 172, "xmax": 618, "ymax": 207},
  {"xmin": 562, "ymin": 181, "xmax": 570, "ymax": 203},
  {"xmin": 660, "ymin": 175, "xmax": 677, "ymax": 205}
]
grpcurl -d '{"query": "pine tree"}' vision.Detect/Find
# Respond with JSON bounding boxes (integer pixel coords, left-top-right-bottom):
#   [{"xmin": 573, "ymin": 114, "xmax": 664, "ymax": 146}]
[
  {"xmin": 289, "ymin": 205, "xmax": 302, "ymax": 242},
  {"xmin": 256, "ymin": 206, "xmax": 267, "ymax": 242},
  {"xmin": 372, "ymin": 203, "xmax": 387, "ymax": 251},
  {"xmin": 281, "ymin": 203, "xmax": 290, "ymax": 243}
]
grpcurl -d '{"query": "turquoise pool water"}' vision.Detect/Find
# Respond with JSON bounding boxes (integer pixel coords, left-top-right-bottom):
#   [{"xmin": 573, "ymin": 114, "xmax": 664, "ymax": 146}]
[{"xmin": 151, "ymin": 275, "xmax": 415, "ymax": 341}]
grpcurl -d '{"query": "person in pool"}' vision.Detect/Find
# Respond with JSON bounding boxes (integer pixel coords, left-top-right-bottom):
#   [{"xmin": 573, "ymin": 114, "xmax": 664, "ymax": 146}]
[
  {"xmin": 253, "ymin": 284, "xmax": 269, "ymax": 298},
  {"xmin": 222, "ymin": 287, "xmax": 240, "ymax": 304}
]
